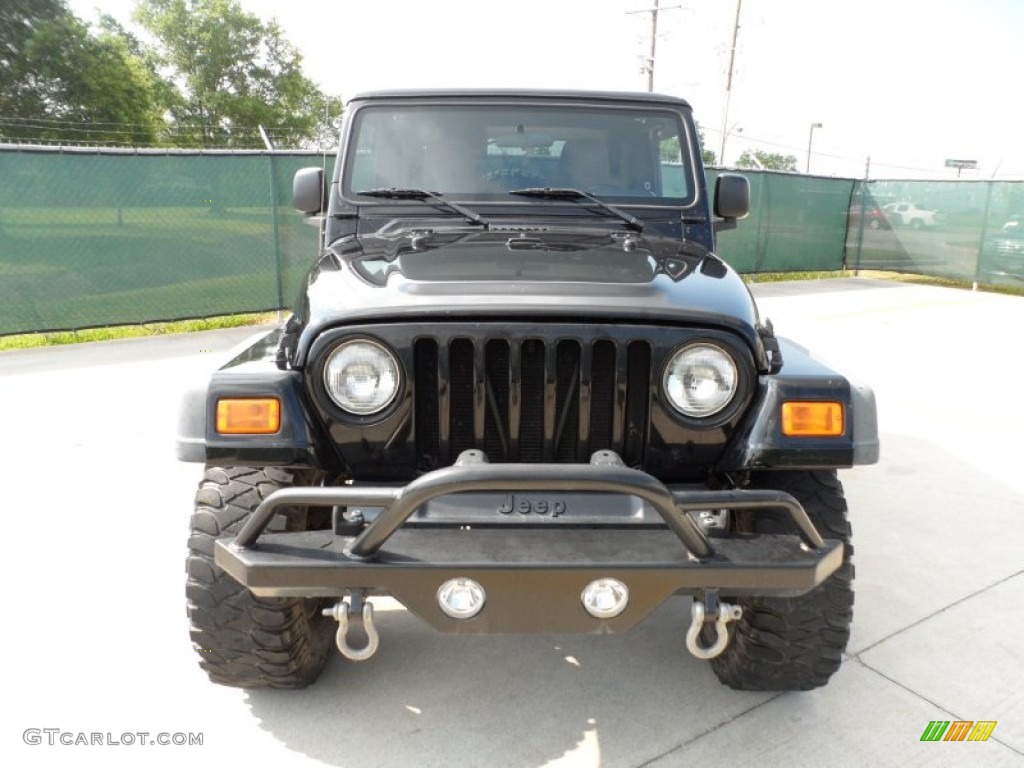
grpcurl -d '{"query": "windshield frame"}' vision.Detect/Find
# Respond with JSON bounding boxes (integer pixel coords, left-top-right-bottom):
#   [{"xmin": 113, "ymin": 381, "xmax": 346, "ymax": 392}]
[{"xmin": 334, "ymin": 95, "xmax": 702, "ymax": 214}]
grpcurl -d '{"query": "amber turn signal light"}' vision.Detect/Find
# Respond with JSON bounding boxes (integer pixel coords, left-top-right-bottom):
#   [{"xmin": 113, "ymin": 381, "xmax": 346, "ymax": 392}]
[
  {"xmin": 781, "ymin": 401, "xmax": 844, "ymax": 437},
  {"xmin": 216, "ymin": 398, "xmax": 281, "ymax": 434}
]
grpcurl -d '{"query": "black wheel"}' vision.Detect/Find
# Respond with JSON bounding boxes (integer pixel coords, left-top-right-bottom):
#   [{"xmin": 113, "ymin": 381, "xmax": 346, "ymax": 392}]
[
  {"xmin": 910, "ymin": 218, "xmax": 924, "ymax": 230},
  {"xmin": 708, "ymin": 470, "xmax": 853, "ymax": 691},
  {"xmin": 186, "ymin": 467, "xmax": 333, "ymax": 688}
]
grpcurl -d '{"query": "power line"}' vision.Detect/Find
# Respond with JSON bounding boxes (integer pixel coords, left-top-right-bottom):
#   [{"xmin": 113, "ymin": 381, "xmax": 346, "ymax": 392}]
[
  {"xmin": 0, "ymin": 115, "xmax": 166, "ymax": 129},
  {"xmin": 0, "ymin": 117, "xmax": 310, "ymax": 133},
  {"xmin": 0, "ymin": 120, "xmax": 321, "ymax": 152},
  {"xmin": 703, "ymin": 124, "xmax": 954, "ymax": 175}
]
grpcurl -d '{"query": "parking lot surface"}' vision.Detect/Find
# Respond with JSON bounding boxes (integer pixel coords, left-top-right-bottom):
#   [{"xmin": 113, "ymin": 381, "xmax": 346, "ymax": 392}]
[{"xmin": 2, "ymin": 278, "xmax": 1021, "ymax": 767}]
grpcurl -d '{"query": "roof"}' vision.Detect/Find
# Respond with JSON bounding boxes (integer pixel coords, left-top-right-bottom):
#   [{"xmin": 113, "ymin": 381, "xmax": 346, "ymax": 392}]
[{"xmin": 347, "ymin": 89, "xmax": 692, "ymax": 108}]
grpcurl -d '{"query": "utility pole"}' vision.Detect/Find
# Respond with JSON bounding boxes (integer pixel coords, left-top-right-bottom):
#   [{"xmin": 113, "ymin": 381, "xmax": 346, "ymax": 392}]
[
  {"xmin": 647, "ymin": 0, "xmax": 660, "ymax": 92},
  {"xmin": 629, "ymin": 2, "xmax": 682, "ymax": 92},
  {"xmin": 718, "ymin": 0, "xmax": 743, "ymax": 163},
  {"xmin": 806, "ymin": 122, "xmax": 822, "ymax": 173}
]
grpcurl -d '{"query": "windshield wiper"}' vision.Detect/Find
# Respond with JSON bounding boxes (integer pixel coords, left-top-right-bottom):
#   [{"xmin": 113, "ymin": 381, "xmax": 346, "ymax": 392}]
[
  {"xmin": 355, "ymin": 187, "xmax": 489, "ymax": 228},
  {"xmin": 508, "ymin": 187, "xmax": 643, "ymax": 232}
]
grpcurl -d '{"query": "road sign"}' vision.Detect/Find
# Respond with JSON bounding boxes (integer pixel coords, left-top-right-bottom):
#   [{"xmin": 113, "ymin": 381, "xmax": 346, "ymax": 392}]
[{"xmin": 945, "ymin": 159, "xmax": 977, "ymax": 169}]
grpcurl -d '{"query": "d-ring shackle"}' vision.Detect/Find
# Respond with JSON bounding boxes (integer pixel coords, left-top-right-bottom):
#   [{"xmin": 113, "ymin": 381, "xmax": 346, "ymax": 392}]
[
  {"xmin": 322, "ymin": 599, "xmax": 379, "ymax": 661},
  {"xmin": 685, "ymin": 599, "xmax": 742, "ymax": 660}
]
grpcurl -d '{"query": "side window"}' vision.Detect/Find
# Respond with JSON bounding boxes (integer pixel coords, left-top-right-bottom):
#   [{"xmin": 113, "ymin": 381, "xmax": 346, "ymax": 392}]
[
  {"xmin": 351, "ymin": 149, "xmax": 375, "ymax": 191},
  {"xmin": 659, "ymin": 133, "xmax": 687, "ymax": 198}
]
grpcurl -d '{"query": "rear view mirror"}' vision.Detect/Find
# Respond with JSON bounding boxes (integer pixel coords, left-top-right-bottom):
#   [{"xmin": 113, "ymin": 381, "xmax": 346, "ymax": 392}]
[
  {"xmin": 293, "ymin": 167, "xmax": 325, "ymax": 214},
  {"xmin": 492, "ymin": 131, "xmax": 554, "ymax": 151},
  {"xmin": 714, "ymin": 173, "xmax": 750, "ymax": 220}
]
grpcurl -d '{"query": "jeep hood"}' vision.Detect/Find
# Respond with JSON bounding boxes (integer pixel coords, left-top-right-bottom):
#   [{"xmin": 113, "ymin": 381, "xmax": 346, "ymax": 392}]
[{"xmin": 290, "ymin": 228, "xmax": 764, "ymax": 366}]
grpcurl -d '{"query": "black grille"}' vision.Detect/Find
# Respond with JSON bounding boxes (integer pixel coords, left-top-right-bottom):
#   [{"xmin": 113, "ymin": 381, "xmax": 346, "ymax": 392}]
[{"xmin": 415, "ymin": 335, "xmax": 650, "ymax": 469}]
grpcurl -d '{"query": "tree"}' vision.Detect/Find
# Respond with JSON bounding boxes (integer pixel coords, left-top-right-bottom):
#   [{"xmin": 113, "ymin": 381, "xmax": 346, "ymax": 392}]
[
  {"xmin": 659, "ymin": 125, "xmax": 716, "ymax": 167},
  {"xmin": 0, "ymin": 0, "xmax": 164, "ymax": 145},
  {"xmin": 695, "ymin": 122, "xmax": 716, "ymax": 165},
  {"xmin": 134, "ymin": 0, "xmax": 340, "ymax": 148},
  {"xmin": 0, "ymin": 1, "xmax": 65, "ymax": 89},
  {"xmin": 736, "ymin": 149, "xmax": 798, "ymax": 172}
]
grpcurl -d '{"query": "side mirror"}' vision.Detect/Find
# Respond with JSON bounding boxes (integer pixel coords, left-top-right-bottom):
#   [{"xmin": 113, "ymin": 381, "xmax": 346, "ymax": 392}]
[
  {"xmin": 714, "ymin": 173, "xmax": 750, "ymax": 220},
  {"xmin": 293, "ymin": 167, "xmax": 325, "ymax": 214}
]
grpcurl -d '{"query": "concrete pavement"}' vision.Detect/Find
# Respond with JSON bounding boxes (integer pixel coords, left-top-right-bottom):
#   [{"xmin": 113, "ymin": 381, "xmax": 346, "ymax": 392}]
[{"xmin": 2, "ymin": 278, "xmax": 1021, "ymax": 767}]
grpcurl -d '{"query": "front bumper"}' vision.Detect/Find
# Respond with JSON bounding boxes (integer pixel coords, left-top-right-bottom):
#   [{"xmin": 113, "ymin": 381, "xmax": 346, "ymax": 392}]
[{"xmin": 215, "ymin": 451, "xmax": 844, "ymax": 633}]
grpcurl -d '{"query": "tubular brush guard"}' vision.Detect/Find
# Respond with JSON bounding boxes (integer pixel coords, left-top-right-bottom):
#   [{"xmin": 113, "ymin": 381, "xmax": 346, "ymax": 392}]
[{"xmin": 213, "ymin": 450, "xmax": 843, "ymax": 634}]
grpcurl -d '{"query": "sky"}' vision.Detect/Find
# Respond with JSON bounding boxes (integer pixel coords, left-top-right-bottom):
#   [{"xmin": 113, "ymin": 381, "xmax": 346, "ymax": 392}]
[{"xmin": 67, "ymin": 0, "xmax": 1024, "ymax": 180}]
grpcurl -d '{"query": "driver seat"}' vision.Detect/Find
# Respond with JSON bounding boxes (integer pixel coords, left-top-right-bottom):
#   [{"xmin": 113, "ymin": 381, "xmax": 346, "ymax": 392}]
[{"xmin": 561, "ymin": 139, "xmax": 612, "ymax": 192}]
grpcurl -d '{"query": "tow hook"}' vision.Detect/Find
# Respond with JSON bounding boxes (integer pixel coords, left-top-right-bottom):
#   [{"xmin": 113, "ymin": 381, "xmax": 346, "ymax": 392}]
[
  {"xmin": 322, "ymin": 595, "xmax": 379, "ymax": 661},
  {"xmin": 685, "ymin": 593, "xmax": 742, "ymax": 660}
]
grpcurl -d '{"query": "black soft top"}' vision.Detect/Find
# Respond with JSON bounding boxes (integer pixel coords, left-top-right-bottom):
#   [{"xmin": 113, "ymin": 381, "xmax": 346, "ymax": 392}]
[{"xmin": 347, "ymin": 89, "xmax": 692, "ymax": 109}]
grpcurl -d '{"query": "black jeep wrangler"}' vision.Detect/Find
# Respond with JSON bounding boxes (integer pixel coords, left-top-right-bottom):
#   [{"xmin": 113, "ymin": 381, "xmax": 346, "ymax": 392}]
[{"xmin": 177, "ymin": 90, "xmax": 878, "ymax": 691}]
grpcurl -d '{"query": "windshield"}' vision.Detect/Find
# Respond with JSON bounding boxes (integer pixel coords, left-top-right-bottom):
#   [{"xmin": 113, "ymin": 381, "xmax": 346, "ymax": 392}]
[{"xmin": 344, "ymin": 103, "xmax": 694, "ymax": 204}]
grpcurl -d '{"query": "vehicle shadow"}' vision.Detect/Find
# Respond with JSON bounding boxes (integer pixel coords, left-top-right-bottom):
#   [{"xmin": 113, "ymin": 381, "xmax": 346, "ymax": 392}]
[
  {"xmin": 243, "ymin": 430, "xmax": 1024, "ymax": 767},
  {"xmin": 244, "ymin": 595, "xmax": 773, "ymax": 767}
]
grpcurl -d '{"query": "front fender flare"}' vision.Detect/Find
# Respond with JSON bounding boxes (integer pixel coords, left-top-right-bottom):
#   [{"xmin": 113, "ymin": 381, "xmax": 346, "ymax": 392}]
[{"xmin": 716, "ymin": 337, "xmax": 879, "ymax": 471}]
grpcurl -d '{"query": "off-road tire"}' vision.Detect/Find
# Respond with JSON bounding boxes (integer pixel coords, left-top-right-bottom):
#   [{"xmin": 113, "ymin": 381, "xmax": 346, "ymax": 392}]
[
  {"xmin": 186, "ymin": 467, "xmax": 333, "ymax": 688},
  {"xmin": 708, "ymin": 470, "xmax": 853, "ymax": 691}
]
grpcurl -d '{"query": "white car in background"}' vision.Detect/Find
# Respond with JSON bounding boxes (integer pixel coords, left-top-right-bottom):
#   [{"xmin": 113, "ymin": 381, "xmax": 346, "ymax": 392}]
[{"xmin": 883, "ymin": 202, "xmax": 943, "ymax": 229}]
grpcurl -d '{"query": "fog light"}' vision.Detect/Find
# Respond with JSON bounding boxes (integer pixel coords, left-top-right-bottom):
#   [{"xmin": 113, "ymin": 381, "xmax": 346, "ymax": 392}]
[
  {"xmin": 437, "ymin": 578, "xmax": 486, "ymax": 619},
  {"xmin": 581, "ymin": 578, "xmax": 629, "ymax": 619}
]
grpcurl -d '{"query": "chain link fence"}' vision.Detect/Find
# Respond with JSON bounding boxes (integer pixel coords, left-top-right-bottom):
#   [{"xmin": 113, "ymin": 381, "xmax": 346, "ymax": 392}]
[{"xmin": 0, "ymin": 147, "xmax": 1020, "ymax": 336}]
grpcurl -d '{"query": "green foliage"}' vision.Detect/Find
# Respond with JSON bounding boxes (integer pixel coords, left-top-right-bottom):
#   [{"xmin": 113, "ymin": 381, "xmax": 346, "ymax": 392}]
[
  {"xmin": 0, "ymin": 0, "xmax": 341, "ymax": 148},
  {"xmin": 695, "ymin": 122, "xmax": 716, "ymax": 165},
  {"xmin": 0, "ymin": 0, "xmax": 65, "ymax": 79},
  {"xmin": 736, "ymin": 149, "xmax": 798, "ymax": 172},
  {"xmin": 659, "ymin": 135, "xmax": 680, "ymax": 162},
  {"xmin": 0, "ymin": 0, "xmax": 164, "ymax": 144},
  {"xmin": 134, "ymin": 0, "xmax": 340, "ymax": 148},
  {"xmin": 660, "ymin": 125, "xmax": 715, "ymax": 166}
]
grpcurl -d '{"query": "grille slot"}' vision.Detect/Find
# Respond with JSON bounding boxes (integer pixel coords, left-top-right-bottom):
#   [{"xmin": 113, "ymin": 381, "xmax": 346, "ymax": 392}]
[
  {"xmin": 448, "ymin": 339, "xmax": 475, "ymax": 459},
  {"xmin": 415, "ymin": 334, "xmax": 649, "ymax": 468},
  {"xmin": 414, "ymin": 339, "xmax": 440, "ymax": 468}
]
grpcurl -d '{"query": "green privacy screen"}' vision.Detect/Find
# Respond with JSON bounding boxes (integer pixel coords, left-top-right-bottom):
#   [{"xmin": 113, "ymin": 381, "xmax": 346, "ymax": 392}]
[
  {"xmin": 708, "ymin": 169, "xmax": 855, "ymax": 273},
  {"xmin": 0, "ymin": 148, "xmax": 325, "ymax": 335},
  {"xmin": 1, "ymin": 146, "xmax": 1021, "ymax": 336},
  {"xmin": 847, "ymin": 179, "xmax": 1024, "ymax": 286}
]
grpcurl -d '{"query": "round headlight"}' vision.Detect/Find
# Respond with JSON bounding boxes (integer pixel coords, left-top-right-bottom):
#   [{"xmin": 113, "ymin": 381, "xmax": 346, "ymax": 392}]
[
  {"xmin": 323, "ymin": 340, "xmax": 400, "ymax": 415},
  {"xmin": 663, "ymin": 343, "xmax": 738, "ymax": 418}
]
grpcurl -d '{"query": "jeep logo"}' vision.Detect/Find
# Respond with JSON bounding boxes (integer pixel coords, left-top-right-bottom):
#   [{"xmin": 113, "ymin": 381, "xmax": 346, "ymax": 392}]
[{"xmin": 497, "ymin": 494, "xmax": 566, "ymax": 517}]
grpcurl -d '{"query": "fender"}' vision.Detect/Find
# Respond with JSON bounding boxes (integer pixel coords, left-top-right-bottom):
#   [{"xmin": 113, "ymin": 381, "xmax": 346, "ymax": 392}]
[
  {"xmin": 716, "ymin": 337, "xmax": 879, "ymax": 471},
  {"xmin": 175, "ymin": 328, "xmax": 339, "ymax": 468}
]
